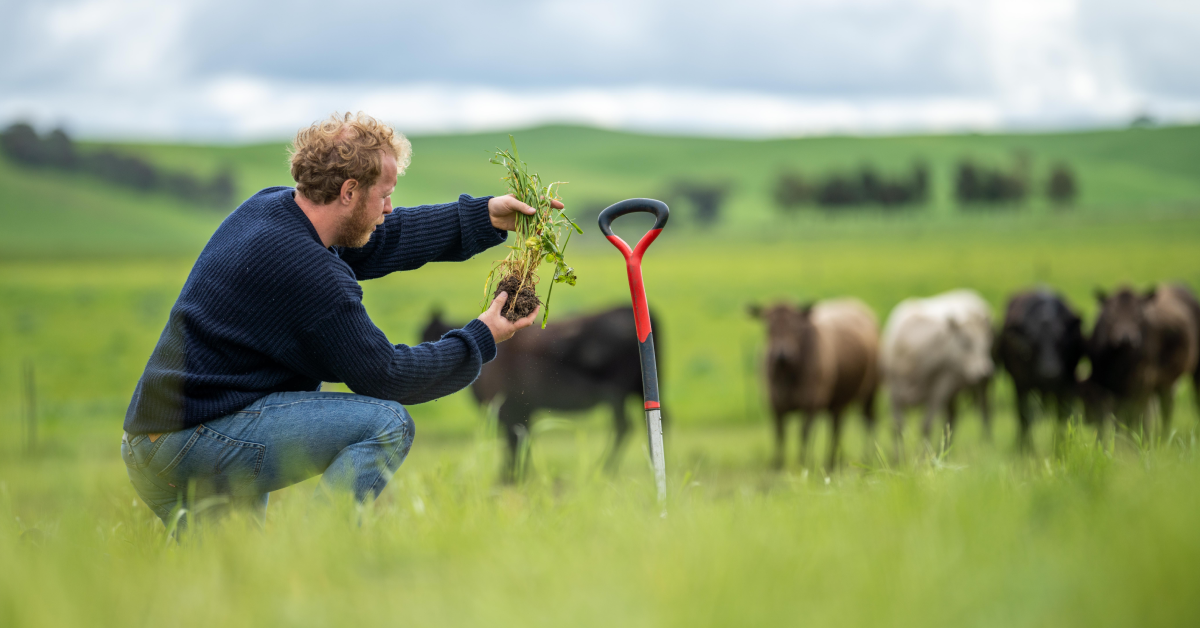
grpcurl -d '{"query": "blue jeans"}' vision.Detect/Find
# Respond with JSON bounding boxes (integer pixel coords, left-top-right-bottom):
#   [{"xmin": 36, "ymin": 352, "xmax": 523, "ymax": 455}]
[{"xmin": 120, "ymin": 391, "xmax": 416, "ymax": 526}]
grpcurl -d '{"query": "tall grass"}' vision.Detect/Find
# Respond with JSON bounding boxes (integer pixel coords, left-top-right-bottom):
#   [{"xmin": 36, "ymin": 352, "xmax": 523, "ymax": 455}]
[{"xmin": 2, "ymin": 415, "xmax": 1199, "ymax": 627}]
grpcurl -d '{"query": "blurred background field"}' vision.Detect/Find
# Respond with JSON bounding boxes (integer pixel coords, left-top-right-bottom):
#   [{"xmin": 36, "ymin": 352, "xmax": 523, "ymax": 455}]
[
  {"xmin": 5, "ymin": 0, "xmax": 1200, "ymax": 622},
  {"xmin": 2, "ymin": 123, "xmax": 1200, "ymax": 626}
]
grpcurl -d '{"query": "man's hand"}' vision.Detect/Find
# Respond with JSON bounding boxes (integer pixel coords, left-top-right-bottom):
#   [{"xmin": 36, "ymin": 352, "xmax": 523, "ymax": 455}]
[
  {"xmin": 478, "ymin": 291, "xmax": 539, "ymax": 343},
  {"xmin": 488, "ymin": 194, "xmax": 565, "ymax": 231}
]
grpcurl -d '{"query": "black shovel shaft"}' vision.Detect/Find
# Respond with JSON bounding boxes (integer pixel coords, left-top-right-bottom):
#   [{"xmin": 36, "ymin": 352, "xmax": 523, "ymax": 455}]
[{"xmin": 638, "ymin": 332, "xmax": 660, "ymax": 410}]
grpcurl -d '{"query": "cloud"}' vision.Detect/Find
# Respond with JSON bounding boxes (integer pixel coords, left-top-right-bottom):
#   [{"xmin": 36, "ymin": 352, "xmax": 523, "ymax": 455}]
[{"xmin": 1, "ymin": 0, "xmax": 1197, "ymax": 138}]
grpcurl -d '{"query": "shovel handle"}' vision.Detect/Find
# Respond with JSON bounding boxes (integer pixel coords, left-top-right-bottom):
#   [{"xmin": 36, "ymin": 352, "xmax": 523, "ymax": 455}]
[
  {"xmin": 597, "ymin": 198, "xmax": 669, "ymax": 237},
  {"xmin": 597, "ymin": 199, "xmax": 669, "ymax": 344}
]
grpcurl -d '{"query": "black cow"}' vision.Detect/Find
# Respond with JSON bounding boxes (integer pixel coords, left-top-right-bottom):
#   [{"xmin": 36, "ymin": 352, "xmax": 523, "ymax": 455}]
[
  {"xmin": 996, "ymin": 290, "xmax": 1085, "ymax": 450},
  {"xmin": 421, "ymin": 306, "xmax": 660, "ymax": 482}
]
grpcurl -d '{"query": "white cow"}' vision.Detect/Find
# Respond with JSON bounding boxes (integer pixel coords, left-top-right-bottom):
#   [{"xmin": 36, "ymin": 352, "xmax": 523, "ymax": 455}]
[{"xmin": 881, "ymin": 290, "xmax": 994, "ymax": 458}]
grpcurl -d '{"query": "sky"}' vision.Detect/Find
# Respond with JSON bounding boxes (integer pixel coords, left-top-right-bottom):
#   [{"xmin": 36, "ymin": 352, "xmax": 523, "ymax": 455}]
[{"xmin": 1, "ymin": 0, "xmax": 1198, "ymax": 140}]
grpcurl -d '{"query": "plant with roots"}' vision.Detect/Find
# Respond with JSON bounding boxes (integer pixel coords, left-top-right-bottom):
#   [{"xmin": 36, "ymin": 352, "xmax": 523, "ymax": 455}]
[{"xmin": 484, "ymin": 136, "xmax": 581, "ymax": 327}]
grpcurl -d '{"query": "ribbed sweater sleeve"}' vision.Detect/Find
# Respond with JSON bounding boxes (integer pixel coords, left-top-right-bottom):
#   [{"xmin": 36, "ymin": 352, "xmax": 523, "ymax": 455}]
[
  {"xmin": 339, "ymin": 194, "xmax": 505, "ymax": 280},
  {"xmin": 299, "ymin": 299, "xmax": 497, "ymax": 405}
]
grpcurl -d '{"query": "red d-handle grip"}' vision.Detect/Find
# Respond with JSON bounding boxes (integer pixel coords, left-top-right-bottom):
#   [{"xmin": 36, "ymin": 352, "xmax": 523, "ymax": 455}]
[{"xmin": 597, "ymin": 199, "xmax": 669, "ymax": 345}]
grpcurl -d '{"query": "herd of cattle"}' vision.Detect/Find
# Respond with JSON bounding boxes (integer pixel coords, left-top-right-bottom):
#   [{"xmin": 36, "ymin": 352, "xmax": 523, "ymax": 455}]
[{"xmin": 423, "ymin": 282, "xmax": 1200, "ymax": 479}]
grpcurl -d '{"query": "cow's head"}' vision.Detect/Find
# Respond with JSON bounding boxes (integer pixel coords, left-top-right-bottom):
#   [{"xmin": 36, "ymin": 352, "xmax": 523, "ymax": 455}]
[
  {"xmin": 946, "ymin": 315, "xmax": 994, "ymax": 384},
  {"xmin": 1008, "ymin": 292, "xmax": 1084, "ymax": 384},
  {"xmin": 1092, "ymin": 286, "xmax": 1150, "ymax": 355},
  {"xmin": 748, "ymin": 302, "xmax": 817, "ymax": 375}
]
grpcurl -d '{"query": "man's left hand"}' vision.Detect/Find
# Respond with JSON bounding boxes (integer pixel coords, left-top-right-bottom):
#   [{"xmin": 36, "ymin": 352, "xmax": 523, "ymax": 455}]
[{"xmin": 488, "ymin": 194, "xmax": 565, "ymax": 231}]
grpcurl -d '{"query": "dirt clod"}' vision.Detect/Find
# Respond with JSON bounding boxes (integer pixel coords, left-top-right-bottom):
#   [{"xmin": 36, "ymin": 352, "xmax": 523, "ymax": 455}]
[{"xmin": 495, "ymin": 274, "xmax": 541, "ymax": 322}]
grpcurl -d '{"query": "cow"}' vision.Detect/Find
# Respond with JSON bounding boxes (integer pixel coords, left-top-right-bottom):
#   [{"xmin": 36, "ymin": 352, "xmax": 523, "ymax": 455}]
[
  {"xmin": 421, "ymin": 306, "xmax": 658, "ymax": 482},
  {"xmin": 748, "ymin": 298, "xmax": 879, "ymax": 471},
  {"xmin": 880, "ymin": 290, "xmax": 994, "ymax": 460},
  {"xmin": 996, "ymin": 289, "xmax": 1085, "ymax": 451},
  {"xmin": 1086, "ymin": 284, "xmax": 1199, "ymax": 440}
]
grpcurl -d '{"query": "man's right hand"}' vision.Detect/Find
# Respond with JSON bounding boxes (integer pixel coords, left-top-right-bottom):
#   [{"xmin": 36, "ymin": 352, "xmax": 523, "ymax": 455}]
[{"xmin": 478, "ymin": 292, "xmax": 539, "ymax": 343}]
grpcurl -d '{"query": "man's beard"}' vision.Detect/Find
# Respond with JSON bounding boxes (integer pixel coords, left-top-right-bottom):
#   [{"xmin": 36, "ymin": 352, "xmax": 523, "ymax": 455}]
[{"xmin": 333, "ymin": 194, "xmax": 378, "ymax": 248}]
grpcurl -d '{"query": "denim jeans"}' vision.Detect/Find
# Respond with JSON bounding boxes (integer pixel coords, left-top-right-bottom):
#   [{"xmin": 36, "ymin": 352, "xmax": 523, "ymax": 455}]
[{"xmin": 120, "ymin": 391, "xmax": 416, "ymax": 526}]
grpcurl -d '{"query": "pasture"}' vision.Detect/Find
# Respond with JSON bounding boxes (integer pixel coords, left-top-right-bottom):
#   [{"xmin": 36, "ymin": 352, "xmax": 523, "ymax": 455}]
[{"xmin": 2, "ymin": 125, "xmax": 1200, "ymax": 626}]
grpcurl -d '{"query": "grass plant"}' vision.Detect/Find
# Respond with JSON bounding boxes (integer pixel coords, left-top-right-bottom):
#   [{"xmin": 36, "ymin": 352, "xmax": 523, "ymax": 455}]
[{"xmin": 484, "ymin": 137, "xmax": 581, "ymax": 325}]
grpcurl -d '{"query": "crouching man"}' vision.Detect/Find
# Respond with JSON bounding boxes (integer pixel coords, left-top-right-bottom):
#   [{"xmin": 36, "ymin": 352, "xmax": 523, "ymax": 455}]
[{"xmin": 121, "ymin": 112, "xmax": 545, "ymax": 526}]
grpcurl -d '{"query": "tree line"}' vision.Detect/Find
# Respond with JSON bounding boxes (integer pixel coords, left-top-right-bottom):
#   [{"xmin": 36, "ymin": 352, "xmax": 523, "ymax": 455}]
[
  {"xmin": 772, "ymin": 157, "xmax": 1078, "ymax": 213},
  {"xmin": 0, "ymin": 123, "xmax": 236, "ymax": 208}
]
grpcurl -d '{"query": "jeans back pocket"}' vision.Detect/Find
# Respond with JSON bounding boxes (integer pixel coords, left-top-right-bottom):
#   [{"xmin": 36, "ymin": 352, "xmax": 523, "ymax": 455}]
[
  {"xmin": 157, "ymin": 425, "xmax": 266, "ymax": 495},
  {"xmin": 122, "ymin": 433, "xmax": 170, "ymax": 470}
]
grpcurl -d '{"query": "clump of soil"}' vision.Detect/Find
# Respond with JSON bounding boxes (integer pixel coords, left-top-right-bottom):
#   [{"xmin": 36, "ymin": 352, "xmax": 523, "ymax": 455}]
[{"xmin": 495, "ymin": 274, "xmax": 541, "ymax": 322}]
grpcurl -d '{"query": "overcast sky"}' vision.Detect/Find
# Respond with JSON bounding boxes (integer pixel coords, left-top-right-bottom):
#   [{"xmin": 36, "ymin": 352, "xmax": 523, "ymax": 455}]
[{"xmin": 2, "ymin": 0, "xmax": 1198, "ymax": 139}]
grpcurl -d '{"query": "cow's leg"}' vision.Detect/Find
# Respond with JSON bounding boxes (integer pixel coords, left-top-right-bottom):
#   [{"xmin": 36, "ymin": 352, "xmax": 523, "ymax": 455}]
[
  {"xmin": 923, "ymin": 376, "xmax": 957, "ymax": 455},
  {"xmin": 826, "ymin": 408, "xmax": 844, "ymax": 473},
  {"xmin": 977, "ymin": 379, "xmax": 993, "ymax": 443},
  {"xmin": 1014, "ymin": 385, "xmax": 1033, "ymax": 453},
  {"xmin": 605, "ymin": 398, "xmax": 630, "ymax": 474},
  {"xmin": 1157, "ymin": 387, "xmax": 1175, "ymax": 445},
  {"xmin": 861, "ymin": 390, "xmax": 879, "ymax": 465},
  {"xmin": 771, "ymin": 408, "xmax": 787, "ymax": 469},
  {"xmin": 920, "ymin": 401, "xmax": 938, "ymax": 453},
  {"xmin": 1194, "ymin": 369, "xmax": 1200, "ymax": 418},
  {"xmin": 498, "ymin": 402, "xmax": 532, "ymax": 484},
  {"xmin": 1052, "ymin": 391, "xmax": 1072, "ymax": 454},
  {"xmin": 943, "ymin": 393, "xmax": 959, "ymax": 447},
  {"xmin": 890, "ymin": 395, "xmax": 906, "ymax": 465},
  {"xmin": 798, "ymin": 412, "xmax": 816, "ymax": 468}
]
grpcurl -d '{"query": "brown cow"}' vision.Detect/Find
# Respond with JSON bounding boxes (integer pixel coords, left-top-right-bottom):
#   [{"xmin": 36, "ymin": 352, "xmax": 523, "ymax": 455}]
[
  {"xmin": 749, "ymin": 298, "xmax": 880, "ymax": 470},
  {"xmin": 1087, "ymin": 283, "xmax": 1199, "ymax": 439}
]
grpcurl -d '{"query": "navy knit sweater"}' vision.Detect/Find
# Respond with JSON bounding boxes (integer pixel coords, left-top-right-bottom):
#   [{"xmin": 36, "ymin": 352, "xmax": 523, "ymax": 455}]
[{"xmin": 124, "ymin": 187, "xmax": 505, "ymax": 434}]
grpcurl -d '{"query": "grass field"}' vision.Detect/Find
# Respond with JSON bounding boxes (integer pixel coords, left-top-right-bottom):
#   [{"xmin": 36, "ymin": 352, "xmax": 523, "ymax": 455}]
[{"xmin": 2, "ymin": 124, "xmax": 1200, "ymax": 626}]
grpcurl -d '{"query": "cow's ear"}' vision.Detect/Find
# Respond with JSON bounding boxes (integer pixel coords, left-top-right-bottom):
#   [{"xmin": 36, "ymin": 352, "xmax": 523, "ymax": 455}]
[
  {"xmin": 1094, "ymin": 288, "xmax": 1108, "ymax": 304},
  {"xmin": 1142, "ymin": 286, "xmax": 1158, "ymax": 302},
  {"xmin": 746, "ymin": 304, "xmax": 763, "ymax": 319},
  {"xmin": 799, "ymin": 301, "xmax": 815, "ymax": 317}
]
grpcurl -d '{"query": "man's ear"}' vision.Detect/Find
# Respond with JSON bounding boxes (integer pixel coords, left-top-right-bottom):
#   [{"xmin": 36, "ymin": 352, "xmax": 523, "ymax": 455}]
[
  {"xmin": 746, "ymin": 303, "xmax": 763, "ymax": 319},
  {"xmin": 340, "ymin": 178, "xmax": 360, "ymax": 205}
]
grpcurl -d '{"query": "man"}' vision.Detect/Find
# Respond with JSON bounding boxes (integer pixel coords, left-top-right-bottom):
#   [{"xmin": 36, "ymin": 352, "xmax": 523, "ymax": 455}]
[{"xmin": 120, "ymin": 112, "xmax": 547, "ymax": 526}]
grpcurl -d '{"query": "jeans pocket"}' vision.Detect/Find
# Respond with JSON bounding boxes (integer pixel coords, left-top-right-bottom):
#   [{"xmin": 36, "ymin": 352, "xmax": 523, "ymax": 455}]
[
  {"xmin": 157, "ymin": 424, "xmax": 266, "ymax": 495},
  {"xmin": 123, "ymin": 433, "xmax": 166, "ymax": 470}
]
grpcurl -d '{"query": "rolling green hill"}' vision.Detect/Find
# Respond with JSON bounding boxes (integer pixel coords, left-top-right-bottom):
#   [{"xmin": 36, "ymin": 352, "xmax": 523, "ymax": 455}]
[{"xmin": 3, "ymin": 124, "xmax": 1200, "ymax": 258}]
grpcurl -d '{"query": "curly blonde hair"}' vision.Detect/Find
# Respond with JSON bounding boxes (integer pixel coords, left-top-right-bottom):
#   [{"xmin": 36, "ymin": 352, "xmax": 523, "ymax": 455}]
[{"xmin": 289, "ymin": 112, "xmax": 412, "ymax": 204}]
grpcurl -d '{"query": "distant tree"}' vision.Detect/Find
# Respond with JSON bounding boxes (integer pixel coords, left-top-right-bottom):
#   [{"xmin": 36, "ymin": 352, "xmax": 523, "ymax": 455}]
[
  {"xmin": 1129, "ymin": 113, "xmax": 1156, "ymax": 129},
  {"xmin": 1046, "ymin": 163, "xmax": 1077, "ymax": 207},
  {"xmin": 43, "ymin": 129, "xmax": 78, "ymax": 169},
  {"xmin": 1, "ymin": 122, "xmax": 237, "ymax": 209},
  {"xmin": 83, "ymin": 149, "xmax": 158, "ymax": 190},
  {"xmin": 1, "ymin": 123, "xmax": 46, "ymax": 165},
  {"xmin": 772, "ymin": 170, "xmax": 811, "ymax": 210},
  {"xmin": 671, "ymin": 180, "xmax": 731, "ymax": 226},
  {"xmin": 955, "ymin": 157, "xmax": 1027, "ymax": 207},
  {"xmin": 774, "ymin": 160, "xmax": 929, "ymax": 213},
  {"xmin": 205, "ymin": 167, "xmax": 236, "ymax": 207},
  {"xmin": 816, "ymin": 174, "xmax": 863, "ymax": 207}
]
